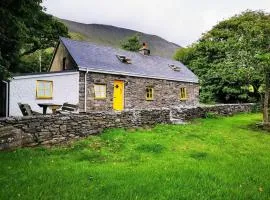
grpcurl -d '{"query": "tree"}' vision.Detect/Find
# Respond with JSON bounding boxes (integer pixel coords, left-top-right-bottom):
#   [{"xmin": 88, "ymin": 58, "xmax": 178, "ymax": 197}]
[
  {"xmin": 174, "ymin": 10, "xmax": 270, "ymax": 103},
  {"xmin": 173, "ymin": 47, "xmax": 195, "ymax": 64},
  {"xmin": 20, "ymin": 49, "xmax": 54, "ymax": 73},
  {"xmin": 0, "ymin": 0, "xmax": 22, "ymax": 79},
  {"xmin": 0, "ymin": 0, "xmax": 68, "ymax": 80},
  {"xmin": 120, "ymin": 34, "xmax": 141, "ymax": 51},
  {"xmin": 255, "ymin": 53, "xmax": 270, "ymax": 124}
]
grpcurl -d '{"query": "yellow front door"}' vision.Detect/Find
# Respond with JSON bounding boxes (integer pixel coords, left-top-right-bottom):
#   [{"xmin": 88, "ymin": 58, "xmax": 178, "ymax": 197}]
[{"xmin": 113, "ymin": 80, "xmax": 124, "ymax": 111}]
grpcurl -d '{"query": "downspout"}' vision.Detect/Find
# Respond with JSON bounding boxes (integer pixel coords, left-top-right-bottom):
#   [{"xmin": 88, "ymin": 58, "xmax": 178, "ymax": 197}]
[
  {"xmin": 84, "ymin": 69, "xmax": 89, "ymax": 112},
  {"xmin": 2, "ymin": 81, "xmax": 9, "ymax": 117}
]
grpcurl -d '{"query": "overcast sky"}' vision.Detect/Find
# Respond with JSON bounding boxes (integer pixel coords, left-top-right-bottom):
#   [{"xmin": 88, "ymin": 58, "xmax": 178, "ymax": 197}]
[{"xmin": 43, "ymin": 0, "xmax": 270, "ymax": 46}]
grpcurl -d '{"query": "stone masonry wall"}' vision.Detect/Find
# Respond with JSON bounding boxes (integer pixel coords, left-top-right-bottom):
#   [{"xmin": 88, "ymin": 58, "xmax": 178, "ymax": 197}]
[
  {"xmin": 79, "ymin": 72, "xmax": 199, "ymax": 112},
  {"xmin": 171, "ymin": 103, "xmax": 257, "ymax": 121},
  {"xmin": 0, "ymin": 104, "xmax": 255, "ymax": 151},
  {"xmin": 0, "ymin": 109, "xmax": 170, "ymax": 150}
]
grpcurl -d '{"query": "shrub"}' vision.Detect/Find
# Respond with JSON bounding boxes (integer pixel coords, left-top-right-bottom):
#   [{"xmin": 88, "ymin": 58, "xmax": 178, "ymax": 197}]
[{"xmin": 205, "ymin": 112, "xmax": 219, "ymax": 119}]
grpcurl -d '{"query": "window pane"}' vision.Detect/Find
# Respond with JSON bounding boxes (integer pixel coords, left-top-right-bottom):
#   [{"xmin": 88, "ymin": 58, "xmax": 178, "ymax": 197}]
[
  {"xmin": 180, "ymin": 88, "xmax": 187, "ymax": 99},
  {"xmin": 37, "ymin": 89, "xmax": 44, "ymax": 97},
  {"xmin": 101, "ymin": 91, "xmax": 105, "ymax": 98},
  {"xmin": 146, "ymin": 87, "xmax": 153, "ymax": 100},
  {"xmin": 38, "ymin": 82, "xmax": 44, "ymax": 90},
  {"xmin": 37, "ymin": 81, "xmax": 53, "ymax": 98},
  {"xmin": 94, "ymin": 85, "xmax": 106, "ymax": 98},
  {"xmin": 101, "ymin": 87, "xmax": 105, "ymax": 93},
  {"xmin": 45, "ymin": 82, "xmax": 51, "ymax": 90},
  {"xmin": 94, "ymin": 85, "xmax": 98, "ymax": 93},
  {"xmin": 44, "ymin": 89, "xmax": 51, "ymax": 97}
]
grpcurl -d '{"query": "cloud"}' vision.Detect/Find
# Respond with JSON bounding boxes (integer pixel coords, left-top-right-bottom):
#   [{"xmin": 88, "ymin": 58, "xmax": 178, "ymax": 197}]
[{"xmin": 43, "ymin": 0, "xmax": 270, "ymax": 46}]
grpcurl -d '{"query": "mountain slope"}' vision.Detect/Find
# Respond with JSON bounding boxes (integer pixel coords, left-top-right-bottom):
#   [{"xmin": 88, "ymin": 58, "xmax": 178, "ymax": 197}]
[{"xmin": 58, "ymin": 18, "xmax": 181, "ymax": 58}]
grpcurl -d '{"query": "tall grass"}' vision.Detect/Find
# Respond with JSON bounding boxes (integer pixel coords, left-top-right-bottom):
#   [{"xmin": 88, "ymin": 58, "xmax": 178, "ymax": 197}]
[{"xmin": 0, "ymin": 113, "xmax": 269, "ymax": 200}]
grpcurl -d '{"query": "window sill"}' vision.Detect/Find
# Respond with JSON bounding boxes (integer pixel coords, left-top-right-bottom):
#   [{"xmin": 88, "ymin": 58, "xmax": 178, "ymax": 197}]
[
  {"xmin": 146, "ymin": 99, "xmax": 154, "ymax": 101},
  {"xmin": 36, "ymin": 97, "xmax": 53, "ymax": 100},
  {"xmin": 180, "ymin": 98, "xmax": 188, "ymax": 101},
  {"xmin": 94, "ymin": 98, "xmax": 107, "ymax": 100}
]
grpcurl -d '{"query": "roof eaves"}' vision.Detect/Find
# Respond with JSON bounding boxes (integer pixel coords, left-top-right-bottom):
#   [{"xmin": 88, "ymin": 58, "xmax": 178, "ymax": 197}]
[
  {"xmin": 12, "ymin": 70, "xmax": 79, "ymax": 80},
  {"xmin": 78, "ymin": 66, "xmax": 198, "ymax": 84}
]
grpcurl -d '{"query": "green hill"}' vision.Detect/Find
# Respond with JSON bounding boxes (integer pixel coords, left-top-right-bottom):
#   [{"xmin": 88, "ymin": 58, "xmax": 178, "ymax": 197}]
[{"xmin": 59, "ymin": 18, "xmax": 181, "ymax": 58}]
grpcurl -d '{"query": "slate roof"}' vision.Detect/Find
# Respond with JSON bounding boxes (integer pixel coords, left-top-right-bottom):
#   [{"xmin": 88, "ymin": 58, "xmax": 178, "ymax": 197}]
[{"xmin": 60, "ymin": 37, "xmax": 198, "ymax": 83}]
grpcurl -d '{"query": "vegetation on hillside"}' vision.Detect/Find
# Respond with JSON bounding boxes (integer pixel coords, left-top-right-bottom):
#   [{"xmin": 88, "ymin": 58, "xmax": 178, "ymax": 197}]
[
  {"xmin": 59, "ymin": 18, "xmax": 180, "ymax": 58},
  {"xmin": 174, "ymin": 10, "xmax": 270, "ymax": 104},
  {"xmin": 120, "ymin": 34, "xmax": 142, "ymax": 52},
  {"xmin": 69, "ymin": 32, "xmax": 87, "ymax": 41},
  {"xmin": 0, "ymin": 113, "xmax": 270, "ymax": 199},
  {"xmin": 0, "ymin": 0, "xmax": 68, "ymax": 80}
]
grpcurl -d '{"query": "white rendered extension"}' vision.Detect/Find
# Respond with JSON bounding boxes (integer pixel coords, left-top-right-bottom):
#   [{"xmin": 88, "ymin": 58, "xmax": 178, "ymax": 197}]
[{"xmin": 9, "ymin": 71, "xmax": 79, "ymax": 116}]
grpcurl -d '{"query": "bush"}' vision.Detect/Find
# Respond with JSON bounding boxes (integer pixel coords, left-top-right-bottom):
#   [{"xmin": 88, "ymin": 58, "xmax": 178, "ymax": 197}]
[{"xmin": 205, "ymin": 112, "xmax": 219, "ymax": 119}]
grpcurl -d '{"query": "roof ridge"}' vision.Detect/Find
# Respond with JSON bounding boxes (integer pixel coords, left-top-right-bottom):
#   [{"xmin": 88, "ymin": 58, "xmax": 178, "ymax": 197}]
[{"xmin": 59, "ymin": 37, "xmax": 180, "ymax": 62}]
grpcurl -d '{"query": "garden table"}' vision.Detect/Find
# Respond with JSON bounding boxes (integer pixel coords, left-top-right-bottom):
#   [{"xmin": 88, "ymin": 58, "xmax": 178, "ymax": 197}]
[{"xmin": 37, "ymin": 103, "xmax": 62, "ymax": 114}]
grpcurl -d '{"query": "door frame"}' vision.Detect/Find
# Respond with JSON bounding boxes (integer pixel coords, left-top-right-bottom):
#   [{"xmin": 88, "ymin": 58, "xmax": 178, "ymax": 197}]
[
  {"xmin": 0, "ymin": 81, "xmax": 9, "ymax": 117},
  {"xmin": 113, "ymin": 80, "xmax": 125, "ymax": 111}
]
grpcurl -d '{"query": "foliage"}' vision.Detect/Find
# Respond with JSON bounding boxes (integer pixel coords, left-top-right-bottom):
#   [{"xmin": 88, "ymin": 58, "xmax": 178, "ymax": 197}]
[
  {"xmin": 1, "ymin": 114, "xmax": 270, "ymax": 199},
  {"xmin": 255, "ymin": 53, "xmax": 270, "ymax": 71},
  {"xmin": 0, "ymin": 0, "xmax": 68, "ymax": 80},
  {"xmin": 0, "ymin": 66, "xmax": 10, "ymax": 81},
  {"xmin": 204, "ymin": 112, "xmax": 219, "ymax": 119},
  {"xmin": 173, "ymin": 47, "xmax": 195, "ymax": 64},
  {"xmin": 19, "ymin": 48, "xmax": 54, "ymax": 73},
  {"xmin": 174, "ymin": 10, "xmax": 270, "ymax": 103},
  {"xmin": 69, "ymin": 32, "xmax": 87, "ymax": 41},
  {"xmin": 120, "ymin": 34, "xmax": 141, "ymax": 51}
]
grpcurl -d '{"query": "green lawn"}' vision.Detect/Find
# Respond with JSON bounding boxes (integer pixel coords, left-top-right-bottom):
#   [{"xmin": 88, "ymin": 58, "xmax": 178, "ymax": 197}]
[{"xmin": 1, "ymin": 113, "xmax": 270, "ymax": 200}]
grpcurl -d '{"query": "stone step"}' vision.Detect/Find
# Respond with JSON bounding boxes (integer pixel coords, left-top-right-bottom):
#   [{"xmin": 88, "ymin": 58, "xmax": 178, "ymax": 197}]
[{"xmin": 170, "ymin": 118, "xmax": 186, "ymax": 125}]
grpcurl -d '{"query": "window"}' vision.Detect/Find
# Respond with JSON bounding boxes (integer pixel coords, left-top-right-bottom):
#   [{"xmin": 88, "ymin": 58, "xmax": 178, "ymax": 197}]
[
  {"xmin": 169, "ymin": 64, "xmax": 180, "ymax": 72},
  {"xmin": 146, "ymin": 87, "xmax": 154, "ymax": 100},
  {"xmin": 94, "ymin": 84, "xmax": 106, "ymax": 99},
  {"xmin": 63, "ymin": 57, "xmax": 67, "ymax": 70},
  {"xmin": 36, "ymin": 80, "xmax": 53, "ymax": 99},
  {"xmin": 180, "ymin": 87, "xmax": 187, "ymax": 100},
  {"xmin": 116, "ymin": 55, "xmax": 132, "ymax": 64}
]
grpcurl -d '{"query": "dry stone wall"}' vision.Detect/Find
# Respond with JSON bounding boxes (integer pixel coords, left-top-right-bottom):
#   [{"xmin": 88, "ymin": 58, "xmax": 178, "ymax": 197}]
[
  {"xmin": 171, "ymin": 103, "xmax": 257, "ymax": 121},
  {"xmin": 0, "ymin": 104, "xmax": 256, "ymax": 150},
  {"xmin": 0, "ymin": 109, "xmax": 170, "ymax": 150}
]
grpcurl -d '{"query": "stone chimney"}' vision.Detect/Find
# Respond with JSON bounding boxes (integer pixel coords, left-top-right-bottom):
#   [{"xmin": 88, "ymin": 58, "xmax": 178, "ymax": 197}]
[{"xmin": 139, "ymin": 42, "xmax": 150, "ymax": 56}]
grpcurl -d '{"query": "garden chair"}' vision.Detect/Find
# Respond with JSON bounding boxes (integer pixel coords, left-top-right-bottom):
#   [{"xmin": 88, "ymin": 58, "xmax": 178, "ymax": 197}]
[
  {"xmin": 56, "ymin": 102, "xmax": 79, "ymax": 114},
  {"xmin": 18, "ymin": 103, "xmax": 41, "ymax": 116}
]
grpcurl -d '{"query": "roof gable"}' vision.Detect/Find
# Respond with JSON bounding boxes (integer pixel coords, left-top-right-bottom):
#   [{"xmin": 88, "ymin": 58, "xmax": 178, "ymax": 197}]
[{"xmin": 60, "ymin": 37, "xmax": 198, "ymax": 83}]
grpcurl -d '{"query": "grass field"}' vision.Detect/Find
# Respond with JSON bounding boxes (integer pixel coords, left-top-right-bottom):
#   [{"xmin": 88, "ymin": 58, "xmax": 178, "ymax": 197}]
[{"xmin": 1, "ymin": 113, "xmax": 270, "ymax": 200}]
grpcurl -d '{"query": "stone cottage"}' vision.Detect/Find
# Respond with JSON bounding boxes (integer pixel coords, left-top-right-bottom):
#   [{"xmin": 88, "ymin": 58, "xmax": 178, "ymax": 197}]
[
  {"xmin": 50, "ymin": 37, "xmax": 199, "ymax": 112},
  {"xmin": 0, "ymin": 37, "xmax": 199, "ymax": 117}
]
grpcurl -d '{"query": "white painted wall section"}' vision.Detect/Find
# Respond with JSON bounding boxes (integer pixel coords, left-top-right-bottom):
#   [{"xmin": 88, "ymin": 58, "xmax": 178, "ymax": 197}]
[{"xmin": 9, "ymin": 72, "xmax": 79, "ymax": 116}]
